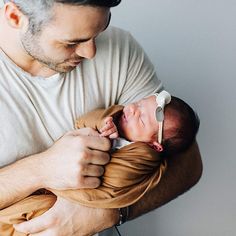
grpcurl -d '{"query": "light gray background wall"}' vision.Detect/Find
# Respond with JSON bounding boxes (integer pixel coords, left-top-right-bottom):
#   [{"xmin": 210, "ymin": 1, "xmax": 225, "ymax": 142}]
[
  {"xmin": 108, "ymin": 1, "xmax": 236, "ymax": 236},
  {"xmin": 0, "ymin": 1, "xmax": 235, "ymax": 236}
]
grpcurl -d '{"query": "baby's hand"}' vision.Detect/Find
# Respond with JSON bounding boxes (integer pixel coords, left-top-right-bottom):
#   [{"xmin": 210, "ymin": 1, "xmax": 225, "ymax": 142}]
[{"xmin": 100, "ymin": 117, "xmax": 119, "ymax": 139}]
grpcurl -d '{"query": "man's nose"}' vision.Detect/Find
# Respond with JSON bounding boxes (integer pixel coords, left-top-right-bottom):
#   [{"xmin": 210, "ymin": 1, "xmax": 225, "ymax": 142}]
[{"xmin": 75, "ymin": 39, "xmax": 96, "ymax": 59}]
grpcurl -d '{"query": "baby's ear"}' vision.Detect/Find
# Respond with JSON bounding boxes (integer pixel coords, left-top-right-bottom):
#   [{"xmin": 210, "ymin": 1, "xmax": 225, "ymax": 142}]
[{"xmin": 149, "ymin": 141, "xmax": 163, "ymax": 152}]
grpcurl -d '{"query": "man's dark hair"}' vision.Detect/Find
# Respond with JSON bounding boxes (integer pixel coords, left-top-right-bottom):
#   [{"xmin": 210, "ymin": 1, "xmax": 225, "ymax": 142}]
[
  {"xmin": 5, "ymin": 0, "xmax": 121, "ymax": 34},
  {"xmin": 162, "ymin": 96, "xmax": 200, "ymax": 156},
  {"xmin": 55, "ymin": 0, "xmax": 121, "ymax": 7}
]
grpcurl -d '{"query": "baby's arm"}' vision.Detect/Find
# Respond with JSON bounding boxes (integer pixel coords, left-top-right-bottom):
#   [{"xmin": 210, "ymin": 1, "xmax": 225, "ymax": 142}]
[{"xmin": 99, "ymin": 117, "xmax": 119, "ymax": 139}]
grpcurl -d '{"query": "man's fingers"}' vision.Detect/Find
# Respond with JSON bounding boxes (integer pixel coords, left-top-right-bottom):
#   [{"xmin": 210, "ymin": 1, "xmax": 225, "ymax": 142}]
[
  {"xmin": 13, "ymin": 211, "xmax": 52, "ymax": 234},
  {"xmin": 67, "ymin": 127, "xmax": 101, "ymax": 137},
  {"xmin": 82, "ymin": 163, "xmax": 105, "ymax": 177},
  {"xmin": 82, "ymin": 176, "xmax": 101, "ymax": 189},
  {"xmin": 86, "ymin": 149, "xmax": 110, "ymax": 165},
  {"xmin": 81, "ymin": 135, "xmax": 111, "ymax": 152},
  {"xmin": 30, "ymin": 229, "xmax": 53, "ymax": 236},
  {"xmin": 66, "ymin": 128, "xmax": 111, "ymax": 151}
]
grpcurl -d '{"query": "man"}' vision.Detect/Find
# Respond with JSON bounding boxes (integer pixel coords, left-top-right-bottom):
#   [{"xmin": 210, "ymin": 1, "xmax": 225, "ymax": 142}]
[{"xmin": 0, "ymin": 1, "xmax": 202, "ymax": 236}]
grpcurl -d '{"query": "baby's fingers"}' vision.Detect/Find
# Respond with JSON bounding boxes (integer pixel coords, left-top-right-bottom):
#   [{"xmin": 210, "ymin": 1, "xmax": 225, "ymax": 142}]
[
  {"xmin": 100, "ymin": 126, "xmax": 117, "ymax": 138},
  {"xmin": 109, "ymin": 132, "xmax": 119, "ymax": 139},
  {"xmin": 100, "ymin": 121, "xmax": 114, "ymax": 133},
  {"xmin": 103, "ymin": 117, "xmax": 113, "ymax": 124}
]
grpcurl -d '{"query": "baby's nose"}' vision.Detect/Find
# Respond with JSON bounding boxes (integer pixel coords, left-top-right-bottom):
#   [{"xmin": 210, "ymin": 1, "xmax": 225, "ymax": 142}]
[{"xmin": 126, "ymin": 103, "xmax": 136, "ymax": 115}]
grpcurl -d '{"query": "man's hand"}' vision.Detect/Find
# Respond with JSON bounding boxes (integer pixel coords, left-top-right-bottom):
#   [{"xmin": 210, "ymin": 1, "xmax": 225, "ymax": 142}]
[
  {"xmin": 99, "ymin": 117, "xmax": 119, "ymax": 139},
  {"xmin": 38, "ymin": 128, "xmax": 111, "ymax": 190},
  {"xmin": 14, "ymin": 197, "xmax": 119, "ymax": 236},
  {"xmin": 0, "ymin": 128, "xmax": 111, "ymax": 209}
]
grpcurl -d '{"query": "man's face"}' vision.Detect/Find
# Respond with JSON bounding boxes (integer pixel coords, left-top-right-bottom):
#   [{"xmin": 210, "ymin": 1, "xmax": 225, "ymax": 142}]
[
  {"xmin": 118, "ymin": 95, "xmax": 159, "ymax": 142},
  {"xmin": 20, "ymin": 4, "xmax": 110, "ymax": 73}
]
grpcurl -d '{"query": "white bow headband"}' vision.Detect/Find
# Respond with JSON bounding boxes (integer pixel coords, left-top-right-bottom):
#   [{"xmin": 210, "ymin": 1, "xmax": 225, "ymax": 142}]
[{"xmin": 153, "ymin": 90, "xmax": 171, "ymax": 144}]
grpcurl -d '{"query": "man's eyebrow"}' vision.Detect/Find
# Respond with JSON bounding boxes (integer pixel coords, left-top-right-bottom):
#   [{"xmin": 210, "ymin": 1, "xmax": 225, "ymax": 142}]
[{"xmin": 63, "ymin": 38, "xmax": 91, "ymax": 44}]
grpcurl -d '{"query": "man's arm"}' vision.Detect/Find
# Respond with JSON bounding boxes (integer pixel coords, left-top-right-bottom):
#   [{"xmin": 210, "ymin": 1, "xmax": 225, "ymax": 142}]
[
  {"xmin": 0, "ymin": 128, "xmax": 110, "ymax": 210},
  {"xmin": 0, "ymin": 154, "xmax": 45, "ymax": 209}
]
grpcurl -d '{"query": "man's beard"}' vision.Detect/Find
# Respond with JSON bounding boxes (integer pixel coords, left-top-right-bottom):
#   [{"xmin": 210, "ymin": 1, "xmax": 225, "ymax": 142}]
[{"xmin": 20, "ymin": 31, "xmax": 77, "ymax": 73}]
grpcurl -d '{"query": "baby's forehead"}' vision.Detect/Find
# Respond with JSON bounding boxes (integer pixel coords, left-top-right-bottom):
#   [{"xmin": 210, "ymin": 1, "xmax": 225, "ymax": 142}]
[{"xmin": 140, "ymin": 97, "xmax": 158, "ymax": 112}]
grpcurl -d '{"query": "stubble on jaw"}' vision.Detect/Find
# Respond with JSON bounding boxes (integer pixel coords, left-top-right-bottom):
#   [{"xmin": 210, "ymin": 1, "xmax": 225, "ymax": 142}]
[{"xmin": 20, "ymin": 30, "xmax": 76, "ymax": 73}]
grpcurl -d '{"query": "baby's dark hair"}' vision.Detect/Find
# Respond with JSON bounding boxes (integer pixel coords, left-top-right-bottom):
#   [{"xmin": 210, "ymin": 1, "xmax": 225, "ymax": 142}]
[{"xmin": 162, "ymin": 96, "xmax": 200, "ymax": 156}]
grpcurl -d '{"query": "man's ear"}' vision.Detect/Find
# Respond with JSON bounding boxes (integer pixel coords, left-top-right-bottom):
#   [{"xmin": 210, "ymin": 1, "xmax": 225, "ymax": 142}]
[
  {"xmin": 148, "ymin": 141, "xmax": 163, "ymax": 152},
  {"xmin": 4, "ymin": 2, "xmax": 27, "ymax": 29}
]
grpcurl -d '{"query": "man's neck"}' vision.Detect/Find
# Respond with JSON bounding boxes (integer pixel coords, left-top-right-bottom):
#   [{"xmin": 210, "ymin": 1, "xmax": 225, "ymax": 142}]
[
  {"xmin": 0, "ymin": 44, "xmax": 57, "ymax": 77},
  {"xmin": 0, "ymin": 38, "xmax": 56, "ymax": 78},
  {"xmin": 16, "ymin": 56, "xmax": 58, "ymax": 78}
]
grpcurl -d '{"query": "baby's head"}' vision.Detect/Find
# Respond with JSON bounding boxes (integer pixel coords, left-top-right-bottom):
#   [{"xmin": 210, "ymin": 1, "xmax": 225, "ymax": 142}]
[
  {"xmin": 118, "ymin": 91, "xmax": 199, "ymax": 155},
  {"xmin": 161, "ymin": 96, "xmax": 200, "ymax": 155}
]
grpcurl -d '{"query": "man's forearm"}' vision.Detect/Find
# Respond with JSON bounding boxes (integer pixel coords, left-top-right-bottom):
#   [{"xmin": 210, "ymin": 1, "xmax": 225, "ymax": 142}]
[
  {"xmin": 128, "ymin": 141, "xmax": 203, "ymax": 220},
  {"xmin": 0, "ymin": 154, "xmax": 44, "ymax": 209}
]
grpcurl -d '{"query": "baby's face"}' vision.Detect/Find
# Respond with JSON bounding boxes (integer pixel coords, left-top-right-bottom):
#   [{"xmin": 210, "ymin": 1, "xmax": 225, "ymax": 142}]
[{"xmin": 118, "ymin": 95, "xmax": 159, "ymax": 142}]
